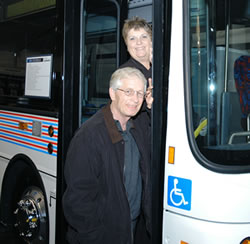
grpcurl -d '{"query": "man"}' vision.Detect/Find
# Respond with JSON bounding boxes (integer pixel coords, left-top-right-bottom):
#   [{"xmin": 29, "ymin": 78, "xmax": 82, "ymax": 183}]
[{"xmin": 63, "ymin": 67, "xmax": 152, "ymax": 244}]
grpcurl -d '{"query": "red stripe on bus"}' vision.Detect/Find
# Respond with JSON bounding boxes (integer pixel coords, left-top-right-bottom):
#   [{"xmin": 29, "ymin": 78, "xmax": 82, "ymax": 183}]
[
  {"xmin": 0, "ymin": 135, "xmax": 57, "ymax": 154},
  {"xmin": 0, "ymin": 116, "xmax": 33, "ymax": 125},
  {"xmin": 0, "ymin": 128, "xmax": 57, "ymax": 146},
  {"xmin": 0, "ymin": 111, "xmax": 58, "ymax": 123},
  {"xmin": 0, "ymin": 122, "xmax": 58, "ymax": 139},
  {"xmin": 43, "ymin": 124, "xmax": 58, "ymax": 131},
  {"xmin": 41, "ymin": 132, "xmax": 58, "ymax": 138},
  {"xmin": 0, "ymin": 122, "xmax": 33, "ymax": 132}
]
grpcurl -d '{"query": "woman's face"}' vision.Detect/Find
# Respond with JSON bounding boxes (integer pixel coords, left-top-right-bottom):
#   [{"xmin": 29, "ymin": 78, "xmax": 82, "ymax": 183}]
[{"xmin": 126, "ymin": 28, "xmax": 152, "ymax": 64}]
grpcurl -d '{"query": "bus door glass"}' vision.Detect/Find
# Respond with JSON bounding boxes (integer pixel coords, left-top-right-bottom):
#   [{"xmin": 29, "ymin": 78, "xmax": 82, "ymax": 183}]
[
  {"xmin": 81, "ymin": 0, "xmax": 122, "ymax": 122},
  {"xmin": 190, "ymin": 0, "xmax": 250, "ymax": 169}
]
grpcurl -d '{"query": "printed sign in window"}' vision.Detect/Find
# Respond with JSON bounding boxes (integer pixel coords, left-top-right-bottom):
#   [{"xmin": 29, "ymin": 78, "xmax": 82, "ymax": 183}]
[{"xmin": 25, "ymin": 55, "xmax": 52, "ymax": 98}]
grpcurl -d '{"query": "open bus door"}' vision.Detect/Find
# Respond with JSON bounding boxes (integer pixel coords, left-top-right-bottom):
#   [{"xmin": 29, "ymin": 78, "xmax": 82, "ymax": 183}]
[
  {"xmin": 151, "ymin": 0, "xmax": 172, "ymax": 243},
  {"xmin": 63, "ymin": 0, "xmax": 127, "ymax": 130},
  {"xmin": 0, "ymin": 0, "xmax": 127, "ymax": 243},
  {"xmin": 60, "ymin": 0, "xmax": 128, "ymax": 243},
  {"xmin": 64, "ymin": 0, "xmax": 170, "ymax": 243}
]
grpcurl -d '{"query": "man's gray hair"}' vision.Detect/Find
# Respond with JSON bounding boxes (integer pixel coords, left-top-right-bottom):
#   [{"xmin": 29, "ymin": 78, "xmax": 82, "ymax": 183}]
[{"xmin": 109, "ymin": 67, "xmax": 147, "ymax": 92}]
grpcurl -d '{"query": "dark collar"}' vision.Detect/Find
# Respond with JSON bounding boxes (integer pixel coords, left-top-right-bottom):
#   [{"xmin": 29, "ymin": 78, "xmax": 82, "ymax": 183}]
[
  {"xmin": 115, "ymin": 119, "xmax": 133, "ymax": 133},
  {"xmin": 102, "ymin": 102, "xmax": 135, "ymax": 144}
]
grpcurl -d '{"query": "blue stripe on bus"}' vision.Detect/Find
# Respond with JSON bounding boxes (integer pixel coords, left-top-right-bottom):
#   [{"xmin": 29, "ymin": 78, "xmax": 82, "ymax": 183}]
[
  {"xmin": 0, "ymin": 114, "xmax": 58, "ymax": 127},
  {"xmin": 0, "ymin": 127, "xmax": 58, "ymax": 143},
  {"xmin": 0, "ymin": 132, "xmax": 57, "ymax": 150},
  {"xmin": 0, "ymin": 123, "xmax": 58, "ymax": 138},
  {"xmin": 0, "ymin": 138, "xmax": 57, "ymax": 157},
  {"xmin": 0, "ymin": 120, "xmax": 16, "ymax": 126}
]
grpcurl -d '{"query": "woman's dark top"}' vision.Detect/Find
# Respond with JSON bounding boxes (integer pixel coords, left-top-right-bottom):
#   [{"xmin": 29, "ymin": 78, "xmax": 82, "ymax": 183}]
[{"xmin": 120, "ymin": 57, "xmax": 152, "ymax": 81}]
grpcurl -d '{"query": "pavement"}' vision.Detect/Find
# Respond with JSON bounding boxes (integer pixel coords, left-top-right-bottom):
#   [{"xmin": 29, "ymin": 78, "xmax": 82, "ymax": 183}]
[{"xmin": 0, "ymin": 223, "xmax": 25, "ymax": 244}]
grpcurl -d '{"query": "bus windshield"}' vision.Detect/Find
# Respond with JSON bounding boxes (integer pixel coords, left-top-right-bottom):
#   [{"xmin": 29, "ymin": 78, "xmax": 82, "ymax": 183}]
[{"xmin": 189, "ymin": 0, "xmax": 250, "ymax": 167}]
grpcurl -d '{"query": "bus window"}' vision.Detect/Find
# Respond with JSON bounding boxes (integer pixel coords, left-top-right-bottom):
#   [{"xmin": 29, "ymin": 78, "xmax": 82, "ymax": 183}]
[
  {"xmin": 81, "ymin": 0, "xmax": 119, "ymax": 122},
  {"xmin": 0, "ymin": 6, "xmax": 58, "ymax": 111},
  {"xmin": 189, "ymin": 0, "xmax": 250, "ymax": 167}
]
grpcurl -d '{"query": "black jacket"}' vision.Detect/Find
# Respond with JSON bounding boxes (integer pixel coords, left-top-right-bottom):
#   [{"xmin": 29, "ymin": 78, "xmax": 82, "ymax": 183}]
[{"xmin": 63, "ymin": 103, "xmax": 151, "ymax": 244}]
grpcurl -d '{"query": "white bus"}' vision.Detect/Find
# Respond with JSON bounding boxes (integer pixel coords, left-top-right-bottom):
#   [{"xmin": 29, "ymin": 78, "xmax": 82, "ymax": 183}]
[{"xmin": 0, "ymin": 0, "xmax": 249, "ymax": 243}]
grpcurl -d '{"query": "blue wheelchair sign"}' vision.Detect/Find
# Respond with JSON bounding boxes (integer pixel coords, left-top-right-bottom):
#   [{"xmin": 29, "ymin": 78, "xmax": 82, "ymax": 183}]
[{"xmin": 167, "ymin": 176, "xmax": 192, "ymax": 211}]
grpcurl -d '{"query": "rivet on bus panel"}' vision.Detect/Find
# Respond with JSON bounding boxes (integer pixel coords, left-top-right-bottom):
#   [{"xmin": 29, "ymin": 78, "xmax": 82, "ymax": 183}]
[{"xmin": 168, "ymin": 146, "xmax": 175, "ymax": 164}]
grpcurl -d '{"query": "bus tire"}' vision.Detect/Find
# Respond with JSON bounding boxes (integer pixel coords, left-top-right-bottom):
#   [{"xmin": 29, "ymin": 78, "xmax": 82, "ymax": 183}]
[
  {"xmin": 14, "ymin": 186, "xmax": 48, "ymax": 243},
  {"xmin": 0, "ymin": 158, "xmax": 49, "ymax": 243}
]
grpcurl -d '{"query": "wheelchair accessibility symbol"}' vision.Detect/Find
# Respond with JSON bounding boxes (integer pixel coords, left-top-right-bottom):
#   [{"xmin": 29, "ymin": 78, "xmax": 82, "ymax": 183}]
[{"xmin": 167, "ymin": 176, "xmax": 192, "ymax": 211}]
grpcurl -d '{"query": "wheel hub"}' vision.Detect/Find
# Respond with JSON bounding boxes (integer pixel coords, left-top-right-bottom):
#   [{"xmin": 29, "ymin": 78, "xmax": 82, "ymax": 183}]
[{"xmin": 14, "ymin": 187, "xmax": 47, "ymax": 242}]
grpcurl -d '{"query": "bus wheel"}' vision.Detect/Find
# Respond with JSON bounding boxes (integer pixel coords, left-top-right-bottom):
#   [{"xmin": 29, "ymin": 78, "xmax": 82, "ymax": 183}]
[{"xmin": 14, "ymin": 186, "xmax": 48, "ymax": 243}]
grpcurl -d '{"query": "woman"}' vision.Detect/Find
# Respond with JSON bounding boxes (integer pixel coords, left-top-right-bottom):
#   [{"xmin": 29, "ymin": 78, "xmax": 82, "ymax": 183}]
[
  {"xmin": 120, "ymin": 16, "xmax": 152, "ymax": 81},
  {"xmin": 120, "ymin": 17, "xmax": 153, "ymax": 244},
  {"xmin": 121, "ymin": 16, "xmax": 153, "ymax": 108}
]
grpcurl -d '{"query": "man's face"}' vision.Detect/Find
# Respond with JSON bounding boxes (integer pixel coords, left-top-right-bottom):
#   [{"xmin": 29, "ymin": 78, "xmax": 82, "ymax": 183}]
[{"xmin": 110, "ymin": 75, "xmax": 144, "ymax": 122}]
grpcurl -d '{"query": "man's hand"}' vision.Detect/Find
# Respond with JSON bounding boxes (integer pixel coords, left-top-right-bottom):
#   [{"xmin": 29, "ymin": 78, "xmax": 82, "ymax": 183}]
[
  {"xmin": 150, "ymin": 47, "xmax": 153, "ymax": 64},
  {"xmin": 145, "ymin": 78, "xmax": 153, "ymax": 109}
]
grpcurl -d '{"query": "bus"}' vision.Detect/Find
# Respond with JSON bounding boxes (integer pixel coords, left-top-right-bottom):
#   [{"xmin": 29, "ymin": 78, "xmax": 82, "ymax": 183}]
[{"xmin": 0, "ymin": 0, "xmax": 250, "ymax": 243}]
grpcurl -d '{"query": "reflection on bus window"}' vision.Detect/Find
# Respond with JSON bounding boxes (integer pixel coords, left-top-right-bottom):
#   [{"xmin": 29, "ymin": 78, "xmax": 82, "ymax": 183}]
[
  {"xmin": 190, "ymin": 0, "xmax": 250, "ymax": 166},
  {"xmin": 81, "ymin": 0, "xmax": 118, "ymax": 122}
]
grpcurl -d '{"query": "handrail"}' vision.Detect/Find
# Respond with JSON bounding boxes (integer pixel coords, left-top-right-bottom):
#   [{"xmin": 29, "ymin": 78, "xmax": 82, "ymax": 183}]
[
  {"xmin": 194, "ymin": 118, "xmax": 207, "ymax": 138},
  {"xmin": 228, "ymin": 131, "xmax": 250, "ymax": 144}
]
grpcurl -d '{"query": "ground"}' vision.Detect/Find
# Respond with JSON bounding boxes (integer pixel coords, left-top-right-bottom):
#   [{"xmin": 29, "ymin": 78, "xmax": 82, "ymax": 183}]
[{"xmin": 0, "ymin": 223, "xmax": 24, "ymax": 244}]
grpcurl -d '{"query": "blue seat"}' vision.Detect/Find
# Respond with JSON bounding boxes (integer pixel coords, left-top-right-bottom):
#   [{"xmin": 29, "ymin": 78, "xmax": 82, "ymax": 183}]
[
  {"xmin": 234, "ymin": 55, "xmax": 250, "ymax": 121},
  {"xmin": 226, "ymin": 55, "xmax": 250, "ymax": 144}
]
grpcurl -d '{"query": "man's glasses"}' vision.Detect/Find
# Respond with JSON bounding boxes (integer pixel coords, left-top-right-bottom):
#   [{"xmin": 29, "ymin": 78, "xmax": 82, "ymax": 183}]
[{"xmin": 117, "ymin": 88, "xmax": 145, "ymax": 98}]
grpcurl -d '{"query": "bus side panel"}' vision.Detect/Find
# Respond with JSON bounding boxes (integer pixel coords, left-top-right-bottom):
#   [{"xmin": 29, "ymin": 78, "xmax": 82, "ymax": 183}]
[
  {"xmin": 162, "ymin": 211, "xmax": 250, "ymax": 244},
  {"xmin": 0, "ymin": 110, "xmax": 58, "ymax": 176},
  {"xmin": 163, "ymin": 0, "xmax": 250, "ymax": 242},
  {"xmin": 0, "ymin": 109, "xmax": 58, "ymax": 242},
  {"xmin": 0, "ymin": 156, "xmax": 8, "ymax": 196}
]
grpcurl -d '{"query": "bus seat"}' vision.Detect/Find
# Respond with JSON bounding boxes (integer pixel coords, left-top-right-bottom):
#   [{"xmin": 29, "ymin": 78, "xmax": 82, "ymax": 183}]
[
  {"xmin": 234, "ymin": 55, "xmax": 250, "ymax": 121},
  {"xmin": 220, "ymin": 92, "xmax": 243, "ymax": 144},
  {"xmin": 227, "ymin": 55, "xmax": 250, "ymax": 144}
]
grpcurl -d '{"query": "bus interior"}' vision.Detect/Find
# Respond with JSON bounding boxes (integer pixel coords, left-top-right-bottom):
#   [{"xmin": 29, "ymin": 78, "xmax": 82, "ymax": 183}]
[{"xmin": 190, "ymin": 0, "xmax": 250, "ymax": 168}]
